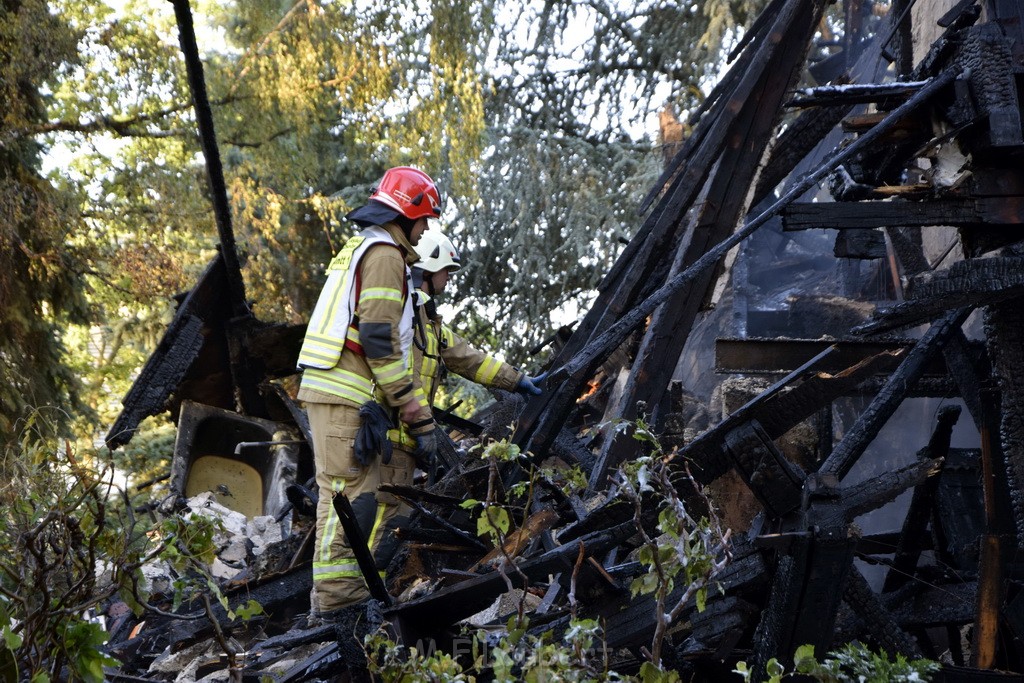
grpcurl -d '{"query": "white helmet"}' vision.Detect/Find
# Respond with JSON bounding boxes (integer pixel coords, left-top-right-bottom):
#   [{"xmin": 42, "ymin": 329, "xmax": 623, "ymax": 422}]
[{"xmin": 414, "ymin": 229, "xmax": 462, "ymax": 273}]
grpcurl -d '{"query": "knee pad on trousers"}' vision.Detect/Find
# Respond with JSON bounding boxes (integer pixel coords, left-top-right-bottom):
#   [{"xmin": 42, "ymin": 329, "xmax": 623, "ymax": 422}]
[
  {"xmin": 374, "ymin": 514, "xmax": 410, "ymax": 570},
  {"xmin": 348, "ymin": 491, "xmax": 379, "ymax": 539}
]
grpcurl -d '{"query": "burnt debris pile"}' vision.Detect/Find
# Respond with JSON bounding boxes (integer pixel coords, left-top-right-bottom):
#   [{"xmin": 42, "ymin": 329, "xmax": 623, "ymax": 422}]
[{"xmin": 104, "ymin": 1, "xmax": 1024, "ymax": 680}]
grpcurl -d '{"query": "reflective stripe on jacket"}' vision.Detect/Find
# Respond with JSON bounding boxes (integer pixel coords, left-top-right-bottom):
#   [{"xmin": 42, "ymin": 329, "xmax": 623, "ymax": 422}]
[{"xmin": 298, "ymin": 225, "xmax": 418, "ymax": 408}]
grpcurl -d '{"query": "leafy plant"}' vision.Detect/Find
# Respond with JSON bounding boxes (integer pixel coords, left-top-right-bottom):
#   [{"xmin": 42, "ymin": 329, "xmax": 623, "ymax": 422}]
[
  {"xmin": 0, "ymin": 415, "xmax": 144, "ymax": 681},
  {"xmin": 0, "ymin": 412, "xmax": 264, "ymax": 681},
  {"xmin": 366, "ymin": 615, "xmax": 649, "ymax": 682},
  {"xmin": 734, "ymin": 643, "xmax": 941, "ymax": 683},
  {"xmin": 610, "ymin": 415, "xmax": 732, "ymax": 668}
]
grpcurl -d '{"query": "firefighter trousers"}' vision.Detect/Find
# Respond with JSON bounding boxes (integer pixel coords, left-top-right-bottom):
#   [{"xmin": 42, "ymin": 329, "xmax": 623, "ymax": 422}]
[{"xmin": 305, "ymin": 402, "xmax": 414, "ymax": 614}]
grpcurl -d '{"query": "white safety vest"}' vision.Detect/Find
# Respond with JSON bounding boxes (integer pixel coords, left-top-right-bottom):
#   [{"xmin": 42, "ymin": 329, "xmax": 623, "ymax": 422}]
[{"xmin": 297, "ymin": 226, "xmax": 414, "ymax": 372}]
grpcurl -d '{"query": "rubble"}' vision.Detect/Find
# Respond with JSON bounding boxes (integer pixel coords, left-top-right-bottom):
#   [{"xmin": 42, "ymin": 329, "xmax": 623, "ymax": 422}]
[{"xmin": 101, "ymin": 0, "xmax": 1024, "ymax": 681}]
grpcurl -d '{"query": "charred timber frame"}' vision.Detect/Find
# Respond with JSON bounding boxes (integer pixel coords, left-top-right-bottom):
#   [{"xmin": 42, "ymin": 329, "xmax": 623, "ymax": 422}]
[
  {"xmin": 781, "ymin": 197, "xmax": 1024, "ymax": 231},
  {"xmin": 592, "ymin": 0, "xmax": 830, "ymax": 491},
  {"xmin": 821, "ymin": 307, "xmax": 972, "ymax": 478},
  {"xmin": 517, "ymin": 68, "xmax": 960, "ymax": 471}
]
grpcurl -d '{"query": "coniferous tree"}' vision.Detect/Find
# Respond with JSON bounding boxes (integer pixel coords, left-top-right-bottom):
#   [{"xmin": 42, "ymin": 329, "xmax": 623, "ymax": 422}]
[{"xmin": 0, "ymin": 0, "xmax": 90, "ymax": 442}]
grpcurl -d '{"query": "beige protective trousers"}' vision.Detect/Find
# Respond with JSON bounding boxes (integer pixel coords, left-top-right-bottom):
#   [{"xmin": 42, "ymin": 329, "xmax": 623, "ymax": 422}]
[{"xmin": 306, "ymin": 402, "xmax": 414, "ymax": 613}]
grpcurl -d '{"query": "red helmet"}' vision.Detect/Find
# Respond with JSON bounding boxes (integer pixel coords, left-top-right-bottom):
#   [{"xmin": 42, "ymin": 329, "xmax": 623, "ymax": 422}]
[{"xmin": 370, "ymin": 167, "xmax": 442, "ymax": 220}]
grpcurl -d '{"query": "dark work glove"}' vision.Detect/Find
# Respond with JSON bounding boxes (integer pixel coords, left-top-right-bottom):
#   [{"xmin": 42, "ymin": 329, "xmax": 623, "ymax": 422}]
[
  {"xmin": 516, "ymin": 371, "xmax": 549, "ymax": 396},
  {"xmin": 413, "ymin": 431, "xmax": 437, "ymax": 471},
  {"xmin": 355, "ymin": 401, "xmax": 394, "ymax": 466}
]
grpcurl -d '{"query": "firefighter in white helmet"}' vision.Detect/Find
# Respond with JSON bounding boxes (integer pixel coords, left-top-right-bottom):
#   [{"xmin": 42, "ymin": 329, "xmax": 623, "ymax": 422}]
[{"xmin": 409, "ymin": 227, "xmax": 547, "ymax": 419}]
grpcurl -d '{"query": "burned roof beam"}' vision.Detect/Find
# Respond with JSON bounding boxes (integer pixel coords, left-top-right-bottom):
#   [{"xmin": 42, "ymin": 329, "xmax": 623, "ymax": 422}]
[
  {"xmin": 822, "ymin": 457, "xmax": 944, "ymax": 527},
  {"xmin": 525, "ymin": 69, "xmax": 961, "ymax": 463},
  {"xmin": 883, "ymin": 405, "xmax": 962, "ymax": 593},
  {"xmin": 170, "ymin": 0, "xmax": 247, "ymax": 318},
  {"xmin": 684, "ymin": 346, "xmax": 904, "ymax": 486},
  {"xmin": 856, "ymin": 256, "xmax": 1024, "ymax": 335},
  {"xmin": 591, "ymin": 0, "xmax": 830, "ymax": 490},
  {"xmin": 715, "ymin": 337, "xmax": 965, "ymax": 376},
  {"xmin": 787, "ymin": 80, "xmax": 927, "ymax": 108},
  {"xmin": 750, "ymin": 520, "xmax": 856, "ymax": 675},
  {"xmin": 843, "ymin": 566, "xmax": 922, "ymax": 658},
  {"xmin": 782, "ymin": 197, "xmax": 1024, "ymax": 231},
  {"xmin": 885, "ymin": 225, "xmax": 988, "ymax": 430}
]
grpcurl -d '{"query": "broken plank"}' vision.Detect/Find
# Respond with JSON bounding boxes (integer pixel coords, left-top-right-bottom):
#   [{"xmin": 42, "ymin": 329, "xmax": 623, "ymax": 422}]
[
  {"xmin": 822, "ymin": 307, "xmax": 972, "ymax": 478},
  {"xmin": 385, "ymin": 522, "xmax": 635, "ymax": 634},
  {"xmin": 467, "ymin": 508, "xmax": 560, "ymax": 571},
  {"xmin": 684, "ymin": 346, "xmax": 904, "ymax": 485},
  {"xmin": 723, "ymin": 420, "xmax": 805, "ymax": 518},
  {"xmin": 714, "ymin": 337, "xmax": 953, "ymax": 376},
  {"xmin": 857, "ymin": 257, "xmax": 1024, "ymax": 334},
  {"xmin": 883, "ymin": 405, "xmax": 962, "ymax": 593},
  {"xmin": 821, "ymin": 457, "xmax": 943, "ymax": 528},
  {"xmin": 788, "ymin": 80, "xmax": 926, "ymax": 108}
]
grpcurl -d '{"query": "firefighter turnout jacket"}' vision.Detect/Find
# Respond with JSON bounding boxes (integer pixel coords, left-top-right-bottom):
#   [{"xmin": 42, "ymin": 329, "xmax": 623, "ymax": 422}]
[
  {"xmin": 388, "ymin": 291, "xmax": 523, "ymax": 449},
  {"xmin": 297, "ymin": 224, "xmax": 431, "ymax": 428}
]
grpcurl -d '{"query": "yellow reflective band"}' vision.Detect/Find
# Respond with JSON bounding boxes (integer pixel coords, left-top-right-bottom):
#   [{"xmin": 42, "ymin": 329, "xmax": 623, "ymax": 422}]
[
  {"xmin": 422, "ymin": 357, "xmax": 438, "ymax": 382},
  {"xmin": 366, "ymin": 503, "xmax": 387, "ymax": 550},
  {"xmin": 302, "ymin": 367, "xmax": 374, "ymax": 391},
  {"xmin": 387, "ymin": 428, "xmax": 417, "ymax": 448},
  {"xmin": 313, "ymin": 569, "xmax": 364, "ymax": 581},
  {"xmin": 475, "ymin": 356, "xmax": 501, "ymax": 385},
  {"xmin": 313, "ymin": 562, "xmax": 361, "ymax": 577},
  {"xmin": 413, "ymin": 387, "xmax": 429, "ymax": 410},
  {"xmin": 425, "ymin": 326, "xmax": 438, "ymax": 356},
  {"xmin": 300, "ymin": 375, "xmax": 373, "ymax": 404},
  {"xmin": 374, "ymin": 359, "xmax": 409, "ymax": 384},
  {"xmin": 318, "ymin": 479, "xmax": 346, "ymax": 562},
  {"xmin": 360, "ymin": 287, "xmax": 403, "ymax": 303},
  {"xmin": 299, "ymin": 347, "xmax": 340, "ymax": 364},
  {"xmin": 305, "ymin": 331, "xmax": 345, "ymax": 345}
]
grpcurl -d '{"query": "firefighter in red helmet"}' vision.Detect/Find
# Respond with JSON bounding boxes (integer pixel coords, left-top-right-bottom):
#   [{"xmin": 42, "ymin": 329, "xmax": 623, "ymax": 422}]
[{"xmin": 296, "ymin": 167, "xmax": 442, "ymax": 617}]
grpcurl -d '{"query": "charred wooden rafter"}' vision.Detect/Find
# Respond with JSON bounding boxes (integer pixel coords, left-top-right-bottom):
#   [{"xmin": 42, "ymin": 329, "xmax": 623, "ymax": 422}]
[
  {"xmin": 857, "ymin": 257, "xmax": 1024, "ymax": 335},
  {"xmin": 782, "ymin": 197, "xmax": 1024, "ymax": 231}
]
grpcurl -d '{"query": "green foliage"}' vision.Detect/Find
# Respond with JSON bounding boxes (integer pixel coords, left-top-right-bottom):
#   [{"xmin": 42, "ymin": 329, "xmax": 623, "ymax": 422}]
[
  {"xmin": 110, "ymin": 416, "xmax": 175, "ymax": 492},
  {"xmin": 0, "ymin": 415, "xmax": 264, "ymax": 679},
  {"xmin": 0, "ymin": 417, "xmax": 145, "ymax": 681},
  {"xmin": 538, "ymin": 463, "xmax": 588, "ymax": 498},
  {"xmin": 475, "ymin": 435, "xmax": 522, "ymax": 463},
  {"xmin": 366, "ymin": 614, "xmax": 673, "ymax": 682},
  {"xmin": 610, "ymin": 415, "xmax": 731, "ymax": 667},
  {"xmin": 0, "ymin": 0, "xmax": 91, "ymax": 446},
  {"xmin": 155, "ymin": 507, "xmax": 263, "ymax": 622},
  {"xmin": 734, "ymin": 643, "xmax": 941, "ymax": 683},
  {"xmin": 7, "ymin": 0, "xmax": 783, "ymax": 445}
]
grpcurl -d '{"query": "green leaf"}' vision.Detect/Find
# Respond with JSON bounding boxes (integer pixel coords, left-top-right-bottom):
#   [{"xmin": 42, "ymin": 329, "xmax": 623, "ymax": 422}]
[
  {"xmin": 766, "ymin": 657, "xmax": 784, "ymax": 678},
  {"xmin": 2, "ymin": 625, "xmax": 22, "ymax": 650},
  {"xmin": 234, "ymin": 599, "xmax": 264, "ymax": 621},
  {"xmin": 695, "ymin": 585, "xmax": 707, "ymax": 613}
]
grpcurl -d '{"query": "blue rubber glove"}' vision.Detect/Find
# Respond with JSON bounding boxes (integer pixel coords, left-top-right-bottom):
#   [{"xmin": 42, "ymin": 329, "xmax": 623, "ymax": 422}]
[{"xmin": 517, "ymin": 371, "xmax": 549, "ymax": 396}]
